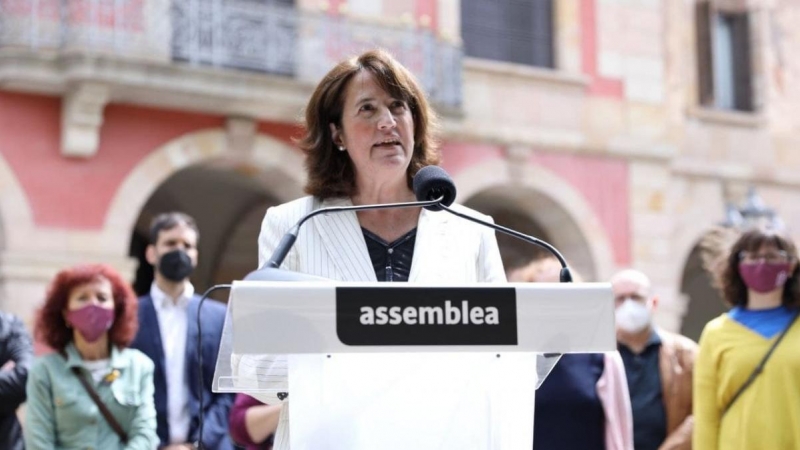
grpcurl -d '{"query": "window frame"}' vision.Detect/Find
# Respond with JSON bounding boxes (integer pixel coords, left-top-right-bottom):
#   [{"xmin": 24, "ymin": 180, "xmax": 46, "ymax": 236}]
[
  {"xmin": 460, "ymin": 0, "xmax": 557, "ymax": 70},
  {"xmin": 695, "ymin": 0, "xmax": 755, "ymax": 113}
]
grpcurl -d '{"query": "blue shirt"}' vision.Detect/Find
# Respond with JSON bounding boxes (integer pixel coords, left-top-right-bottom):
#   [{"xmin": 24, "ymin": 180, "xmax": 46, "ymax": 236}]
[
  {"xmin": 729, "ymin": 305, "xmax": 798, "ymax": 338},
  {"xmin": 619, "ymin": 331, "xmax": 666, "ymax": 450}
]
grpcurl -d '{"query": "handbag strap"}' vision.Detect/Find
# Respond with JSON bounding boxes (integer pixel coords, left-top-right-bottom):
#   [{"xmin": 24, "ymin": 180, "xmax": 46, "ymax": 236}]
[
  {"xmin": 722, "ymin": 308, "xmax": 800, "ymax": 417},
  {"xmin": 70, "ymin": 367, "xmax": 129, "ymax": 444}
]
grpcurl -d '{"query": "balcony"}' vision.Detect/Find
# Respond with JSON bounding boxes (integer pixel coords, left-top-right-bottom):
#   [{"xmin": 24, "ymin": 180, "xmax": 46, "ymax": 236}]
[{"xmin": 0, "ymin": 0, "xmax": 462, "ymax": 112}]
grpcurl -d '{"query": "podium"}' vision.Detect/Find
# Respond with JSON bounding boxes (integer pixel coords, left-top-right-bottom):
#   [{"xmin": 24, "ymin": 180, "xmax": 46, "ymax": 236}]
[{"xmin": 213, "ymin": 280, "xmax": 615, "ymax": 449}]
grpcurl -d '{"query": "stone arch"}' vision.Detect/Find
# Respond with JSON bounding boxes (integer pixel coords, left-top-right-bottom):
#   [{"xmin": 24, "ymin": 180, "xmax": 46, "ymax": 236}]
[
  {"xmin": 679, "ymin": 238, "xmax": 727, "ymax": 341},
  {"xmin": 0, "ymin": 153, "xmax": 36, "ymax": 314},
  {"xmin": 0, "ymin": 152, "xmax": 35, "ymax": 252},
  {"xmin": 669, "ymin": 180, "xmax": 728, "ymax": 332},
  {"xmin": 102, "ymin": 129, "xmax": 306, "ymax": 256},
  {"xmin": 454, "ymin": 159, "xmax": 617, "ymax": 282}
]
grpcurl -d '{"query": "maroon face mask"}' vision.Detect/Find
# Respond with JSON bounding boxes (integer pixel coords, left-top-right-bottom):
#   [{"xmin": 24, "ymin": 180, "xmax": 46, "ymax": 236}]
[
  {"xmin": 738, "ymin": 262, "xmax": 792, "ymax": 293},
  {"xmin": 65, "ymin": 304, "xmax": 114, "ymax": 343}
]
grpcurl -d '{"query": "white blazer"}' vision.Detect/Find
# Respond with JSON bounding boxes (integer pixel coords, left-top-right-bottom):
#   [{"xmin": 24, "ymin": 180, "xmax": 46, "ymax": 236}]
[
  {"xmin": 258, "ymin": 196, "xmax": 506, "ymax": 283},
  {"xmin": 252, "ymin": 196, "xmax": 507, "ymax": 449}
]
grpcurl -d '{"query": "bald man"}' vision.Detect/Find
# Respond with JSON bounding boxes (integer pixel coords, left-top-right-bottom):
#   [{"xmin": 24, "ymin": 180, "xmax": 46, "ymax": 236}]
[{"xmin": 611, "ymin": 269, "xmax": 697, "ymax": 450}]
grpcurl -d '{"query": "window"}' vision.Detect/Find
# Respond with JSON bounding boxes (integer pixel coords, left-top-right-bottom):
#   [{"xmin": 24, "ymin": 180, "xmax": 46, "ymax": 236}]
[
  {"xmin": 461, "ymin": 0, "xmax": 554, "ymax": 68},
  {"xmin": 696, "ymin": 2, "xmax": 753, "ymax": 112}
]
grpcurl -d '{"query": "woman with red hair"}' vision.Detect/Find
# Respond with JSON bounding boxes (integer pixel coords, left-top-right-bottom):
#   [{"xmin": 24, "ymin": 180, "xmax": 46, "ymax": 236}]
[{"xmin": 24, "ymin": 264, "xmax": 158, "ymax": 450}]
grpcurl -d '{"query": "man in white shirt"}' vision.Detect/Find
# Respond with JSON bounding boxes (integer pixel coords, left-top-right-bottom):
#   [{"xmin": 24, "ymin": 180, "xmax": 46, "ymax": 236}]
[{"xmin": 131, "ymin": 212, "xmax": 234, "ymax": 450}]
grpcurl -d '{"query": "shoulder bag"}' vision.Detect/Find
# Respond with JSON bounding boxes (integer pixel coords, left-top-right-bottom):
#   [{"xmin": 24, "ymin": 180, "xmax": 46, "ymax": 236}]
[
  {"xmin": 721, "ymin": 309, "xmax": 800, "ymax": 417},
  {"xmin": 70, "ymin": 367, "xmax": 129, "ymax": 444}
]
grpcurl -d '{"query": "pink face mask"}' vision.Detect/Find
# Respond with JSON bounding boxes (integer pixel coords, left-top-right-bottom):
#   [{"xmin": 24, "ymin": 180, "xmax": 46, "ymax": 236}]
[
  {"xmin": 738, "ymin": 262, "xmax": 792, "ymax": 293},
  {"xmin": 65, "ymin": 304, "xmax": 114, "ymax": 343}
]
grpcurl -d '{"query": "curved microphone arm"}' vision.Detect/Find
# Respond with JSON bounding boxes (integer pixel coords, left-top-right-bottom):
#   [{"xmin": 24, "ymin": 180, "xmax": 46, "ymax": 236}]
[
  {"xmin": 195, "ymin": 283, "xmax": 233, "ymax": 450},
  {"xmin": 437, "ymin": 203, "xmax": 573, "ymax": 283},
  {"xmin": 266, "ymin": 196, "xmax": 445, "ymax": 268}
]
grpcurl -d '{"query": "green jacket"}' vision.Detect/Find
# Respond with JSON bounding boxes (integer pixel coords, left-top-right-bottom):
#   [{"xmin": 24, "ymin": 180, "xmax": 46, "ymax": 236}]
[{"xmin": 24, "ymin": 343, "xmax": 158, "ymax": 450}]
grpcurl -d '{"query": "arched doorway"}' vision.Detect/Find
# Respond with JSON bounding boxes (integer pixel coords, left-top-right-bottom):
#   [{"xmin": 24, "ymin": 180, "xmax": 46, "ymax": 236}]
[
  {"xmin": 0, "ymin": 152, "xmax": 36, "ymax": 317},
  {"xmin": 463, "ymin": 189, "xmax": 552, "ymax": 274},
  {"xmin": 128, "ymin": 161, "xmax": 287, "ymax": 297},
  {"xmin": 450, "ymin": 157, "xmax": 617, "ymax": 282},
  {"xmin": 108, "ymin": 129, "xmax": 306, "ymax": 299},
  {"xmin": 464, "ymin": 185, "xmax": 599, "ymax": 281},
  {"xmin": 679, "ymin": 243, "xmax": 727, "ymax": 341}
]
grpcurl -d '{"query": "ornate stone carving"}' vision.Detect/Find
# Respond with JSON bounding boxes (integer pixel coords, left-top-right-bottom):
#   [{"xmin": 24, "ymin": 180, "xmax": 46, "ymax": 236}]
[{"xmin": 61, "ymin": 82, "xmax": 110, "ymax": 158}]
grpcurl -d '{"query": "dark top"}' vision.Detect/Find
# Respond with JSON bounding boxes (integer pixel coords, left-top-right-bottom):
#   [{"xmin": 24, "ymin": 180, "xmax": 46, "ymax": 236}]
[
  {"xmin": 618, "ymin": 331, "xmax": 666, "ymax": 450},
  {"xmin": 0, "ymin": 312, "xmax": 33, "ymax": 450},
  {"xmin": 533, "ymin": 353, "xmax": 606, "ymax": 450},
  {"xmin": 362, "ymin": 227, "xmax": 417, "ymax": 282}
]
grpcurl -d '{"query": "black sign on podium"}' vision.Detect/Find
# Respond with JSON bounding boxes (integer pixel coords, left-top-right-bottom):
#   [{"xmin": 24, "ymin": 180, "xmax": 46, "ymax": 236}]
[{"xmin": 336, "ymin": 286, "xmax": 518, "ymax": 346}]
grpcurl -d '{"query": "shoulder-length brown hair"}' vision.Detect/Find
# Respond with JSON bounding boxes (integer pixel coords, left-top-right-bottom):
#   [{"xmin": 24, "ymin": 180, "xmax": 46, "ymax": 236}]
[
  {"xmin": 719, "ymin": 227, "xmax": 800, "ymax": 308},
  {"xmin": 36, "ymin": 264, "xmax": 139, "ymax": 351},
  {"xmin": 299, "ymin": 49, "xmax": 441, "ymax": 199}
]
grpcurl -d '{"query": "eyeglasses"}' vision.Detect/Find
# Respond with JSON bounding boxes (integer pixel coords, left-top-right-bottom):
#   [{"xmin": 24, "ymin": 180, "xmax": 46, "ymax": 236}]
[
  {"xmin": 614, "ymin": 293, "xmax": 648, "ymax": 304},
  {"xmin": 739, "ymin": 250, "xmax": 791, "ymax": 264}
]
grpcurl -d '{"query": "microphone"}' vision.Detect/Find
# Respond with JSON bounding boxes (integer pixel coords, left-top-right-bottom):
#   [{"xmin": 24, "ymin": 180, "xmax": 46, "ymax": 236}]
[
  {"xmin": 412, "ymin": 165, "xmax": 574, "ymax": 283},
  {"xmin": 263, "ymin": 188, "xmax": 455, "ymax": 270},
  {"xmin": 411, "ymin": 164, "xmax": 457, "ymax": 211}
]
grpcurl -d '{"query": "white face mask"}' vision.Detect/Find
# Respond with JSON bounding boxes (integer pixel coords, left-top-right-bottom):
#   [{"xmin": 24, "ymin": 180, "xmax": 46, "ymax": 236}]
[{"xmin": 615, "ymin": 299, "xmax": 652, "ymax": 333}]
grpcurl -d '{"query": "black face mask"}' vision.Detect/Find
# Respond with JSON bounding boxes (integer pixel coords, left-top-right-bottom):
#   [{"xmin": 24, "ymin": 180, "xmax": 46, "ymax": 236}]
[{"xmin": 157, "ymin": 249, "xmax": 194, "ymax": 282}]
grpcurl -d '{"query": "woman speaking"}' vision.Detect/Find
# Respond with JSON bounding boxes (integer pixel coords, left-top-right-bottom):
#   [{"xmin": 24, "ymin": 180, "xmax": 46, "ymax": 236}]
[
  {"xmin": 258, "ymin": 49, "xmax": 504, "ymax": 283},
  {"xmin": 245, "ymin": 49, "xmax": 508, "ymax": 449}
]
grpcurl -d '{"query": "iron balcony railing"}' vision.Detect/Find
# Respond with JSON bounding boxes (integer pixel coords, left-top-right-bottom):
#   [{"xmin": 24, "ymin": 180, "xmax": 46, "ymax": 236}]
[{"xmin": 0, "ymin": 0, "xmax": 462, "ymax": 108}]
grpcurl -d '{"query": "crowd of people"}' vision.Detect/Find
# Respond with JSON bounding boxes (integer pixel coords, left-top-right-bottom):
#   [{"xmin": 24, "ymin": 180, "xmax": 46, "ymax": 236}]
[{"xmin": 1, "ymin": 49, "xmax": 798, "ymax": 450}]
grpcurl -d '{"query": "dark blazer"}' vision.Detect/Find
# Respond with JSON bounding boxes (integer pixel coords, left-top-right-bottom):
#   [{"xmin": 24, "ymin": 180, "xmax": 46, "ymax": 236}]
[
  {"xmin": 0, "ymin": 312, "xmax": 32, "ymax": 450},
  {"xmin": 131, "ymin": 293, "xmax": 234, "ymax": 450}
]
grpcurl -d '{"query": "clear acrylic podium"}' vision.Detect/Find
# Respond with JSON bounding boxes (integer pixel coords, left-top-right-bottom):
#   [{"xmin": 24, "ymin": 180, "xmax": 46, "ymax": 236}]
[{"xmin": 213, "ymin": 279, "xmax": 615, "ymax": 450}]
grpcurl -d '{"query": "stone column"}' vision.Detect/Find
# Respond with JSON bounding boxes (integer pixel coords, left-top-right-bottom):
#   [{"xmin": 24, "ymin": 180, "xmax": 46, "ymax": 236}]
[{"xmin": 629, "ymin": 160, "xmax": 684, "ymax": 332}]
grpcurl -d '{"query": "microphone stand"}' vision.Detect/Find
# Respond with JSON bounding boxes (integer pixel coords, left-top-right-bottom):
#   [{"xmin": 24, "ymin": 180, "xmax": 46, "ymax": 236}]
[
  {"xmin": 436, "ymin": 202, "xmax": 571, "ymax": 367},
  {"xmin": 195, "ymin": 283, "xmax": 232, "ymax": 450},
  {"xmin": 437, "ymin": 203, "xmax": 574, "ymax": 283}
]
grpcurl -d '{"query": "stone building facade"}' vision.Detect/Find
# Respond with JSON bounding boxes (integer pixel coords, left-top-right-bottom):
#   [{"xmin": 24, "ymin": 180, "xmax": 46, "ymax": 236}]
[{"xmin": 1, "ymin": 0, "xmax": 798, "ymax": 340}]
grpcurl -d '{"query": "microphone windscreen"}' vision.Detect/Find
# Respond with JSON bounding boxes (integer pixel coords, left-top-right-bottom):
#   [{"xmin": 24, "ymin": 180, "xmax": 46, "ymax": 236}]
[{"xmin": 413, "ymin": 165, "xmax": 457, "ymax": 211}]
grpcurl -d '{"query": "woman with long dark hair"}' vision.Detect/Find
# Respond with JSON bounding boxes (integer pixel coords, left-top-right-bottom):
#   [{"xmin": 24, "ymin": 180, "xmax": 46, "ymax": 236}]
[{"xmin": 694, "ymin": 226, "xmax": 800, "ymax": 449}]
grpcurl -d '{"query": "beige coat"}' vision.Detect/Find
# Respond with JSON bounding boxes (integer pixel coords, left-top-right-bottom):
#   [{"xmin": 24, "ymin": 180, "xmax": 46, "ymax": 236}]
[{"xmin": 657, "ymin": 330, "xmax": 698, "ymax": 450}]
